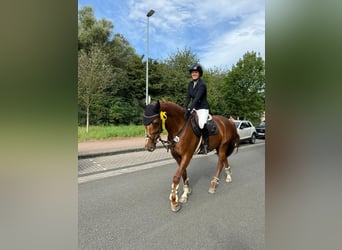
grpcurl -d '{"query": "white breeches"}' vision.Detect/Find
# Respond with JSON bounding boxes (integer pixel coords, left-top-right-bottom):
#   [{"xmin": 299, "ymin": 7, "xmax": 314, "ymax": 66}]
[{"xmin": 194, "ymin": 109, "xmax": 209, "ymax": 129}]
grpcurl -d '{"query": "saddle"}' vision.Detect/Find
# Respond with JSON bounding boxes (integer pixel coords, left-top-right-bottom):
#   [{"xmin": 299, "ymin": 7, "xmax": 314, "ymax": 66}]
[{"xmin": 190, "ymin": 112, "xmax": 218, "ymax": 137}]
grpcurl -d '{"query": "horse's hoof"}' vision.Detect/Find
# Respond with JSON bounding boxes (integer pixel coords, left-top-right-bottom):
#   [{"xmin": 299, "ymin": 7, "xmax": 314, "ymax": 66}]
[
  {"xmin": 171, "ymin": 204, "xmax": 181, "ymax": 212},
  {"xmin": 208, "ymin": 188, "xmax": 216, "ymax": 194},
  {"xmin": 179, "ymin": 196, "xmax": 187, "ymax": 203},
  {"xmin": 226, "ymin": 176, "xmax": 232, "ymax": 183}
]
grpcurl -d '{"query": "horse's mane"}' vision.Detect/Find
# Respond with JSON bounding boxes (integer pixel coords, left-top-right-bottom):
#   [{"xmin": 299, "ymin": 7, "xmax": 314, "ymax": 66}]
[{"xmin": 159, "ymin": 100, "xmax": 184, "ymax": 112}]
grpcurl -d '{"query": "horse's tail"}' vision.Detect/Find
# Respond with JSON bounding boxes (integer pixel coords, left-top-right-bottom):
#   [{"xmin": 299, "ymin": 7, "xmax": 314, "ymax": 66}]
[{"xmin": 226, "ymin": 131, "xmax": 240, "ymax": 157}]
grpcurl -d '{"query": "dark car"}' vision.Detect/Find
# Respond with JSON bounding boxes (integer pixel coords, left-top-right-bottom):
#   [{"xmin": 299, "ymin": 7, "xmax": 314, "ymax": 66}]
[{"xmin": 256, "ymin": 121, "xmax": 266, "ymax": 139}]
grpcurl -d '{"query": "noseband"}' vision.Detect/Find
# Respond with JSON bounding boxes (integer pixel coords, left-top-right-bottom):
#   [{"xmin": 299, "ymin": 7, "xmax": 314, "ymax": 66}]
[{"xmin": 145, "ymin": 129, "xmax": 161, "ymax": 142}]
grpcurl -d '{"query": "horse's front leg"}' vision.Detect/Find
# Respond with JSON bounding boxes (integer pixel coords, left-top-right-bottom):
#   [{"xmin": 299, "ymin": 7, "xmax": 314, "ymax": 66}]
[
  {"xmin": 169, "ymin": 172, "xmax": 181, "ymax": 212},
  {"xmin": 179, "ymin": 170, "xmax": 191, "ymax": 203},
  {"xmin": 169, "ymin": 156, "xmax": 191, "ymax": 212}
]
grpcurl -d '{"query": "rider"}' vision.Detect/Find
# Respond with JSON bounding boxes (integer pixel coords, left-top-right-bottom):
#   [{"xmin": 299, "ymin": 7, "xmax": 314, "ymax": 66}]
[{"xmin": 183, "ymin": 63, "xmax": 210, "ymax": 154}]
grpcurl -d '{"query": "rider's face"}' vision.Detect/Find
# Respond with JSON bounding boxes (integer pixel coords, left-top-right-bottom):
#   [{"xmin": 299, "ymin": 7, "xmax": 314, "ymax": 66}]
[{"xmin": 191, "ymin": 71, "xmax": 200, "ymax": 80}]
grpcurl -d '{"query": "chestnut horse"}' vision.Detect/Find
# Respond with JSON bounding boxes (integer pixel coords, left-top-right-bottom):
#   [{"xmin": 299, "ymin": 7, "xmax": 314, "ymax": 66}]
[{"xmin": 140, "ymin": 100, "xmax": 239, "ymax": 212}]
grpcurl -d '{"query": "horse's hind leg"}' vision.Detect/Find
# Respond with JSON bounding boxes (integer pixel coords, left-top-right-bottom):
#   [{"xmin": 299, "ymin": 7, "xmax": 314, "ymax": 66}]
[
  {"xmin": 208, "ymin": 150, "xmax": 226, "ymax": 193},
  {"xmin": 179, "ymin": 170, "xmax": 191, "ymax": 203},
  {"xmin": 224, "ymin": 158, "xmax": 232, "ymax": 183}
]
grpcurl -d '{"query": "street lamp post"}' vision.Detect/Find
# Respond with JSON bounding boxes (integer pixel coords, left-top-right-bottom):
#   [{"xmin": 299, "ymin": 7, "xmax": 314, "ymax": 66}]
[{"xmin": 146, "ymin": 9, "xmax": 155, "ymax": 105}]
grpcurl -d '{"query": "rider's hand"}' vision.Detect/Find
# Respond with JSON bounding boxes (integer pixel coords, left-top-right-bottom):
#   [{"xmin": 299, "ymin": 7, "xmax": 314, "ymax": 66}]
[{"xmin": 184, "ymin": 109, "xmax": 191, "ymax": 119}]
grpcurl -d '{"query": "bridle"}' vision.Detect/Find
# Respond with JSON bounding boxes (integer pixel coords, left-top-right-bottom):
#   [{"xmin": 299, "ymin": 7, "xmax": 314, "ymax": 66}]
[
  {"xmin": 145, "ymin": 124, "xmax": 162, "ymax": 143},
  {"xmin": 145, "ymin": 119, "xmax": 171, "ymax": 151},
  {"xmin": 144, "ymin": 111, "xmax": 191, "ymax": 152},
  {"xmin": 144, "ymin": 113, "xmax": 162, "ymax": 149}
]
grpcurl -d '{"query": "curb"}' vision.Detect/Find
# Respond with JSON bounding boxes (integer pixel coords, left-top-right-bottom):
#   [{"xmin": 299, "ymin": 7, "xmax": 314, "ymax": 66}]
[{"xmin": 78, "ymin": 145, "xmax": 164, "ymax": 159}]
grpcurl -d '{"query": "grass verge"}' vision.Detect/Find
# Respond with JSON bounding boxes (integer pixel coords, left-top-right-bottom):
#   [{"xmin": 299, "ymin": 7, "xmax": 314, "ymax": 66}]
[{"xmin": 78, "ymin": 125, "xmax": 146, "ymax": 142}]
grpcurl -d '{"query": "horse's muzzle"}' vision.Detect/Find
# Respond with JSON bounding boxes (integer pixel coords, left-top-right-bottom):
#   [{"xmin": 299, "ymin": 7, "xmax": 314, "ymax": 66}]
[
  {"xmin": 145, "ymin": 142, "xmax": 156, "ymax": 152},
  {"xmin": 145, "ymin": 135, "xmax": 159, "ymax": 152},
  {"xmin": 145, "ymin": 138, "xmax": 157, "ymax": 152},
  {"xmin": 146, "ymin": 146, "xmax": 156, "ymax": 152}
]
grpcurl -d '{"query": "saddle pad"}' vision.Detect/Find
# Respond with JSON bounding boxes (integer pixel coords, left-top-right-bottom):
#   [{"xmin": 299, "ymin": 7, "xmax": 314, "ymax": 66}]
[{"xmin": 190, "ymin": 113, "xmax": 218, "ymax": 137}]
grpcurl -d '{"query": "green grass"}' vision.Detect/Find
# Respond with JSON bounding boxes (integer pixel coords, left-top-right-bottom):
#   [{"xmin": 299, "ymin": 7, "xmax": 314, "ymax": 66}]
[{"xmin": 78, "ymin": 125, "xmax": 146, "ymax": 141}]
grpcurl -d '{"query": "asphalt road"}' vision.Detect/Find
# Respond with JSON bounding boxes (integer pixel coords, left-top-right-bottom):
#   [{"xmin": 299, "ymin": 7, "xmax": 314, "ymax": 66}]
[{"xmin": 79, "ymin": 141, "xmax": 265, "ymax": 250}]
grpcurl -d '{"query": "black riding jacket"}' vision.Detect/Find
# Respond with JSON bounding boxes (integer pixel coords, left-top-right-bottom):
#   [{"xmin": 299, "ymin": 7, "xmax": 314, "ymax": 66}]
[{"xmin": 184, "ymin": 78, "xmax": 210, "ymax": 110}]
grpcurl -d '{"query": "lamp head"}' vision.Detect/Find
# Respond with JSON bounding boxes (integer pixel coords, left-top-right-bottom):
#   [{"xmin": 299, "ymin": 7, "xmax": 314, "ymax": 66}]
[{"xmin": 147, "ymin": 9, "xmax": 155, "ymax": 17}]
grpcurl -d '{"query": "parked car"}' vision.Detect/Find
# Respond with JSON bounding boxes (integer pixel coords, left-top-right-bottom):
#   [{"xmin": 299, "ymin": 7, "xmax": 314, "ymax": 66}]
[
  {"xmin": 256, "ymin": 120, "xmax": 266, "ymax": 139},
  {"xmin": 233, "ymin": 120, "xmax": 257, "ymax": 144}
]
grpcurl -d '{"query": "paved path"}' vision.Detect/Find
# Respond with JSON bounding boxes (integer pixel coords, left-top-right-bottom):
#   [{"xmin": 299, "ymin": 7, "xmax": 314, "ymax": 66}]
[
  {"xmin": 78, "ymin": 136, "xmax": 212, "ymax": 182},
  {"xmin": 78, "ymin": 137, "xmax": 148, "ymax": 158},
  {"xmin": 79, "ymin": 142, "xmax": 265, "ymax": 249},
  {"xmin": 78, "ymin": 137, "xmax": 264, "ymax": 183}
]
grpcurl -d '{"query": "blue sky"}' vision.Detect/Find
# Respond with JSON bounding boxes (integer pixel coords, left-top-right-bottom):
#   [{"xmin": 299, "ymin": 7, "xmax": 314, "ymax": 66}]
[{"xmin": 78, "ymin": 0, "xmax": 265, "ymax": 69}]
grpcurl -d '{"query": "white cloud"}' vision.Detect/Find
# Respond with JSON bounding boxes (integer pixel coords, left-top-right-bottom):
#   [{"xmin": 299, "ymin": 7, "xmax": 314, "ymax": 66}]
[
  {"xmin": 79, "ymin": 0, "xmax": 265, "ymax": 68},
  {"xmin": 199, "ymin": 7, "xmax": 265, "ymax": 68},
  {"xmin": 132, "ymin": 0, "xmax": 264, "ymax": 68}
]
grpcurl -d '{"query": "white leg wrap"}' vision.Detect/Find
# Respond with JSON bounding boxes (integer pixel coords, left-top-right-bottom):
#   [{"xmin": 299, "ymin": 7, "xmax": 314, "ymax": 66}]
[
  {"xmin": 211, "ymin": 176, "xmax": 220, "ymax": 185},
  {"xmin": 169, "ymin": 183, "xmax": 179, "ymax": 202},
  {"xmin": 208, "ymin": 177, "xmax": 219, "ymax": 194},
  {"xmin": 179, "ymin": 185, "xmax": 191, "ymax": 203},
  {"xmin": 225, "ymin": 166, "xmax": 232, "ymax": 182}
]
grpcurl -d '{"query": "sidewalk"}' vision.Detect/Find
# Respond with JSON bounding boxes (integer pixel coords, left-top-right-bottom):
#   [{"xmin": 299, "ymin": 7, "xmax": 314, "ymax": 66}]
[
  {"xmin": 78, "ymin": 137, "xmax": 147, "ymax": 159},
  {"xmin": 78, "ymin": 136, "xmax": 208, "ymax": 180}
]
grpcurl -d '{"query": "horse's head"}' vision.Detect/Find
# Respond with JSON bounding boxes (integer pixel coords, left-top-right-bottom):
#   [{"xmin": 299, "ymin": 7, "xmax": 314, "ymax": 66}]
[{"xmin": 139, "ymin": 100, "xmax": 162, "ymax": 152}]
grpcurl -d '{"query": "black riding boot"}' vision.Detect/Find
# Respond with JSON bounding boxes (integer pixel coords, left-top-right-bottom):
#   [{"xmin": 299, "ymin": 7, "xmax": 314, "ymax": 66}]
[{"xmin": 199, "ymin": 125, "xmax": 209, "ymax": 155}]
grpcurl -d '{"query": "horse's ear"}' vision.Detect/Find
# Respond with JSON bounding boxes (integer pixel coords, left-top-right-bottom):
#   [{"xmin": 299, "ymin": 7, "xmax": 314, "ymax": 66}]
[
  {"xmin": 138, "ymin": 100, "xmax": 146, "ymax": 110},
  {"xmin": 155, "ymin": 100, "xmax": 160, "ymax": 112}
]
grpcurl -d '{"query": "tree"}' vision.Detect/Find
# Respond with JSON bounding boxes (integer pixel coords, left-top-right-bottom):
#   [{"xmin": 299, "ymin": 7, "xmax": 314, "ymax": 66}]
[
  {"xmin": 203, "ymin": 67, "xmax": 227, "ymax": 115},
  {"xmin": 222, "ymin": 51, "xmax": 265, "ymax": 124},
  {"xmin": 78, "ymin": 6, "xmax": 146, "ymax": 126},
  {"xmin": 78, "ymin": 45, "xmax": 113, "ymax": 132},
  {"xmin": 78, "ymin": 6, "xmax": 114, "ymax": 52},
  {"xmin": 159, "ymin": 48, "xmax": 199, "ymax": 105},
  {"xmin": 106, "ymin": 34, "xmax": 136, "ymax": 69}
]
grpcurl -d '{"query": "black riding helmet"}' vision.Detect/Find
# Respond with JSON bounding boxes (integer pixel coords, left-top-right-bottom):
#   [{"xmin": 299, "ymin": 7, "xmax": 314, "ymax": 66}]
[{"xmin": 188, "ymin": 63, "xmax": 203, "ymax": 77}]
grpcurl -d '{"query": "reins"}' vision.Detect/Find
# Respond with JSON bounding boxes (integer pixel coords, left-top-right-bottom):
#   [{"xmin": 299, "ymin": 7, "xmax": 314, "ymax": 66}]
[
  {"xmin": 174, "ymin": 116, "xmax": 190, "ymax": 141},
  {"xmin": 157, "ymin": 111, "xmax": 191, "ymax": 152},
  {"xmin": 158, "ymin": 137, "xmax": 172, "ymax": 152}
]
